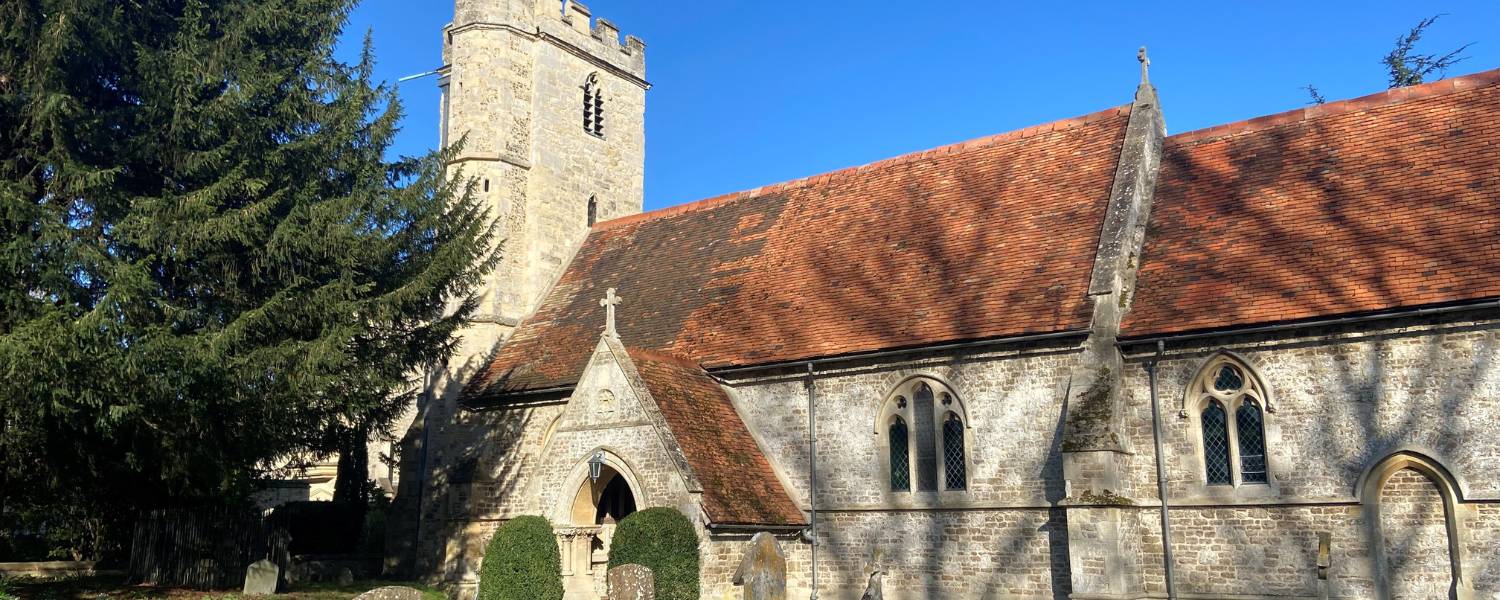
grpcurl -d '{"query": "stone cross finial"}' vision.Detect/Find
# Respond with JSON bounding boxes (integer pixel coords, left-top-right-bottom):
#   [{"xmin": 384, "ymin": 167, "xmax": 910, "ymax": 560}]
[
  {"xmin": 600, "ymin": 287, "xmax": 623, "ymax": 338},
  {"xmin": 1138, "ymin": 46, "xmax": 1151, "ymax": 85}
]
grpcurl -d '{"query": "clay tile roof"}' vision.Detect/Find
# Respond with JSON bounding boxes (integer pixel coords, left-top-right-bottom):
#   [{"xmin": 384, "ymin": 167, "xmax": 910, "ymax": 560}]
[
  {"xmin": 468, "ymin": 105, "xmax": 1134, "ymax": 396},
  {"xmin": 1124, "ymin": 68, "xmax": 1500, "ymax": 337},
  {"xmin": 626, "ymin": 347, "xmax": 805, "ymax": 527}
]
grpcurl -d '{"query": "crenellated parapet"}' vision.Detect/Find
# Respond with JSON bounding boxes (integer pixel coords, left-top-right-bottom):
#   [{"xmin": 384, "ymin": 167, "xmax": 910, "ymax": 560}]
[
  {"xmin": 443, "ymin": 1, "xmax": 647, "ymax": 83},
  {"xmin": 541, "ymin": 0, "xmax": 647, "ymax": 82}
]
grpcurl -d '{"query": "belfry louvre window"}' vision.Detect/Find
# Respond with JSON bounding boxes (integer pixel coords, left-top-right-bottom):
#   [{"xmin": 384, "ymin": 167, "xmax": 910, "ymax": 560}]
[
  {"xmin": 1190, "ymin": 354, "xmax": 1273, "ymax": 486},
  {"xmin": 582, "ymin": 73, "xmax": 604, "ymax": 136},
  {"xmin": 880, "ymin": 377, "xmax": 969, "ymax": 493}
]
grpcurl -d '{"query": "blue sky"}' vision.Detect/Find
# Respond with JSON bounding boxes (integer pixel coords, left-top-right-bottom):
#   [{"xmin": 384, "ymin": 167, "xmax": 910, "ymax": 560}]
[{"xmin": 340, "ymin": 1, "xmax": 1498, "ymax": 212}]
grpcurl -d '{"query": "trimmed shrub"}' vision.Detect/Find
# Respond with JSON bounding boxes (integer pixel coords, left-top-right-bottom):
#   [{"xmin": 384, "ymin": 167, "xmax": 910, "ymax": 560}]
[
  {"xmin": 607, "ymin": 508, "xmax": 699, "ymax": 600},
  {"xmin": 478, "ymin": 515, "xmax": 563, "ymax": 600}
]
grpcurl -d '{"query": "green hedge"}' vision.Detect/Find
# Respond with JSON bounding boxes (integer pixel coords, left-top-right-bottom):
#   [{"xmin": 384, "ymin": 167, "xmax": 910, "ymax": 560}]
[
  {"xmin": 607, "ymin": 508, "xmax": 699, "ymax": 600},
  {"xmin": 478, "ymin": 515, "xmax": 563, "ymax": 600}
]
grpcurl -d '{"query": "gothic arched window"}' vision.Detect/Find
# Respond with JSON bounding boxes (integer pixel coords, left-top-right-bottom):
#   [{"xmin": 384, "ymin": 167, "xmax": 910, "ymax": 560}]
[
  {"xmin": 888, "ymin": 416, "xmax": 910, "ymax": 492},
  {"xmin": 582, "ymin": 73, "xmax": 604, "ymax": 137},
  {"xmin": 942, "ymin": 412, "xmax": 966, "ymax": 490},
  {"xmin": 878, "ymin": 377, "xmax": 969, "ymax": 493},
  {"xmin": 587, "ymin": 195, "xmax": 598, "ymax": 226},
  {"xmin": 1190, "ymin": 353, "xmax": 1273, "ymax": 486},
  {"xmin": 1202, "ymin": 400, "xmax": 1231, "ymax": 485}
]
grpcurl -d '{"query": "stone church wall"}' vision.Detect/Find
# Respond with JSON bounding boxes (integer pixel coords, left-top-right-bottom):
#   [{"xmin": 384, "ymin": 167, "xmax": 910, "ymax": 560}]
[
  {"xmin": 700, "ymin": 534, "xmax": 813, "ymax": 600},
  {"xmin": 413, "ymin": 314, "xmax": 1499, "ymax": 598},
  {"xmin": 720, "ymin": 340, "xmax": 1082, "ymax": 599},
  {"xmin": 1114, "ymin": 313, "xmax": 1500, "ymax": 599}
]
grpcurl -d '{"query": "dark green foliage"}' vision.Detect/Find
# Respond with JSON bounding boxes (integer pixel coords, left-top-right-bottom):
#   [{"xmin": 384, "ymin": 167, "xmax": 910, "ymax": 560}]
[
  {"xmin": 477, "ymin": 516, "xmax": 562, "ymax": 600},
  {"xmin": 1384, "ymin": 15, "xmax": 1472, "ymax": 88},
  {"xmin": 0, "ymin": 0, "xmax": 497, "ymax": 560},
  {"xmin": 607, "ymin": 508, "xmax": 700, "ymax": 600}
]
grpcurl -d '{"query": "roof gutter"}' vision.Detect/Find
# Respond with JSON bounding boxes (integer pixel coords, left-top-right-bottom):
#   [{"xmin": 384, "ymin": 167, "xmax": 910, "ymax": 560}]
[
  {"xmin": 474, "ymin": 330, "xmax": 1089, "ymax": 405},
  {"xmin": 709, "ymin": 329, "xmax": 1088, "ymax": 377},
  {"xmin": 1118, "ymin": 298, "xmax": 1500, "ymax": 353},
  {"xmin": 704, "ymin": 522, "xmax": 808, "ymax": 533}
]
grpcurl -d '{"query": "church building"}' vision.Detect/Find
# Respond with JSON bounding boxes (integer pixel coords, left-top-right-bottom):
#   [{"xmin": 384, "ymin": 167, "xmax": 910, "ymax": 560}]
[{"xmin": 384, "ymin": 1, "xmax": 1500, "ymax": 599}]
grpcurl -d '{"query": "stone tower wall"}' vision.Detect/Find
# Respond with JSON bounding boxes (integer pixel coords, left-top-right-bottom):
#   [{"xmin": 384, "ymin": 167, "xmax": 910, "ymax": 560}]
[
  {"xmin": 443, "ymin": 0, "xmax": 646, "ymax": 333},
  {"xmin": 384, "ymin": 0, "xmax": 646, "ymax": 578}
]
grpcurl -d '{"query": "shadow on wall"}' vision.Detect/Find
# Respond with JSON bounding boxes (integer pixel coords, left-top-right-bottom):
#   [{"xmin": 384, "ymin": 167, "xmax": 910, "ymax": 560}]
[{"xmin": 387, "ymin": 340, "xmax": 551, "ymax": 584}]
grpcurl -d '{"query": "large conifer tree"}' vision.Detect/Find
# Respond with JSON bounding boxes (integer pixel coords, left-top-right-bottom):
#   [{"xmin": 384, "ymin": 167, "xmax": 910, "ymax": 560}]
[{"xmin": 0, "ymin": 0, "xmax": 495, "ymax": 556}]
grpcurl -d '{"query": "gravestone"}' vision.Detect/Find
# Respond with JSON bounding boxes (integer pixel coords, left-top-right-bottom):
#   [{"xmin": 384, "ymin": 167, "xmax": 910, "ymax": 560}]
[
  {"xmin": 859, "ymin": 568, "xmax": 885, "ymax": 600},
  {"xmin": 352, "ymin": 586, "xmax": 424, "ymax": 600},
  {"xmin": 731, "ymin": 532, "xmax": 786, "ymax": 600},
  {"xmin": 242, "ymin": 559, "xmax": 280, "ymax": 595},
  {"xmin": 608, "ymin": 563, "xmax": 654, "ymax": 600},
  {"xmin": 337, "ymin": 567, "xmax": 355, "ymax": 585}
]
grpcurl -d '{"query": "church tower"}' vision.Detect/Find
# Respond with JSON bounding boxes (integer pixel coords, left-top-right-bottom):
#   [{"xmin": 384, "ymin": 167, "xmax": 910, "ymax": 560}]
[
  {"xmin": 382, "ymin": 2, "xmax": 645, "ymax": 577},
  {"xmin": 441, "ymin": 0, "xmax": 647, "ymax": 340}
]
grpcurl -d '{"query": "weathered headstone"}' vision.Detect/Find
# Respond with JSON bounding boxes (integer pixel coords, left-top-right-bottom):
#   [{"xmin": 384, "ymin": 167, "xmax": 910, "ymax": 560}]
[
  {"xmin": 242, "ymin": 559, "xmax": 280, "ymax": 595},
  {"xmin": 352, "ymin": 586, "xmax": 424, "ymax": 600},
  {"xmin": 860, "ymin": 549, "xmax": 886, "ymax": 600},
  {"xmin": 336, "ymin": 566, "xmax": 355, "ymax": 586},
  {"xmin": 731, "ymin": 532, "xmax": 786, "ymax": 600},
  {"xmin": 607, "ymin": 563, "xmax": 654, "ymax": 600},
  {"xmin": 859, "ymin": 568, "xmax": 885, "ymax": 600}
]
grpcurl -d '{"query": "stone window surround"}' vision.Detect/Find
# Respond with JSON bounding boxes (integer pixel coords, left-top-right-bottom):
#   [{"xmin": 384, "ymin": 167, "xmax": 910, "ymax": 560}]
[
  {"xmin": 874, "ymin": 374, "xmax": 973, "ymax": 500},
  {"xmin": 1180, "ymin": 351, "xmax": 1284, "ymax": 501}
]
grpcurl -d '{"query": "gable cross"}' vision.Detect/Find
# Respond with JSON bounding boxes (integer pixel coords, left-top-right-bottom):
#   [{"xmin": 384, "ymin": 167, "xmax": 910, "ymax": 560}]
[
  {"xmin": 1138, "ymin": 46, "xmax": 1151, "ymax": 85},
  {"xmin": 600, "ymin": 287, "xmax": 623, "ymax": 338}
]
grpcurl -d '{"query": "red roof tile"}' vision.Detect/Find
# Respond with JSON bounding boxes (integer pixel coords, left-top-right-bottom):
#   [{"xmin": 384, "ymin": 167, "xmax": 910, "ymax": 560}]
[
  {"xmin": 469, "ymin": 106, "xmax": 1134, "ymax": 395},
  {"xmin": 627, "ymin": 347, "xmax": 805, "ymax": 527},
  {"xmin": 1124, "ymin": 68, "xmax": 1500, "ymax": 336}
]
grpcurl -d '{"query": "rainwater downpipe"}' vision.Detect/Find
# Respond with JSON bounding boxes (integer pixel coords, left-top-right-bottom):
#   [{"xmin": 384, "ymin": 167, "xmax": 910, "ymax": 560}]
[
  {"xmin": 805, "ymin": 361, "xmax": 820, "ymax": 600},
  {"xmin": 1146, "ymin": 340, "xmax": 1178, "ymax": 600}
]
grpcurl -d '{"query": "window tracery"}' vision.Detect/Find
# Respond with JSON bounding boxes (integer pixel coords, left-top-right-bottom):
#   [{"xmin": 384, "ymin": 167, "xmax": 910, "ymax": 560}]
[
  {"xmin": 878, "ymin": 377, "xmax": 968, "ymax": 493},
  {"xmin": 1189, "ymin": 354, "xmax": 1272, "ymax": 486}
]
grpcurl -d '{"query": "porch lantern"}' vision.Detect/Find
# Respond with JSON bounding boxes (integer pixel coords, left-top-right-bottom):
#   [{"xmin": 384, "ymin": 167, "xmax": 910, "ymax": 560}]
[{"xmin": 588, "ymin": 451, "xmax": 605, "ymax": 483}]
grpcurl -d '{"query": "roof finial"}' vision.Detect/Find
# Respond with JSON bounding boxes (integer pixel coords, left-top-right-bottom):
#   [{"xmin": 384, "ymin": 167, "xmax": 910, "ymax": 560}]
[
  {"xmin": 1138, "ymin": 46, "xmax": 1151, "ymax": 85},
  {"xmin": 600, "ymin": 287, "xmax": 623, "ymax": 338}
]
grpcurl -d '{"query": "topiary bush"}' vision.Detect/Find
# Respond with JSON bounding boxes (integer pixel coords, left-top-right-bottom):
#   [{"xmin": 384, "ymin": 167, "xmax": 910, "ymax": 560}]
[
  {"xmin": 478, "ymin": 515, "xmax": 563, "ymax": 600},
  {"xmin": 607, "ymin": 508, "xmax": 699, "ymax": 600}
]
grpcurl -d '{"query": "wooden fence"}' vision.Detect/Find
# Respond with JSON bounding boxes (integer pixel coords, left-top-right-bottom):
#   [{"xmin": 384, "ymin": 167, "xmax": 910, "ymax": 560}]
[{"xmin": 127, "ymin": 507, "xmax": 288, "ymax": 590}]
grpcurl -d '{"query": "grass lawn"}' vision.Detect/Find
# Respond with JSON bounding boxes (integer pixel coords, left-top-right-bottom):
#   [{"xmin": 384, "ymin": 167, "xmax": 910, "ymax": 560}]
[{"xmin": 3, "ymin": 576, "xmax": 447, "ymax": 600}]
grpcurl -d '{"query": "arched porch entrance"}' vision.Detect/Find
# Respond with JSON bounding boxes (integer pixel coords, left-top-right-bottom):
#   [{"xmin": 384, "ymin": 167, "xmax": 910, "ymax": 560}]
[{"xmin": 556, "ymin": 451, "xmax": 643, "ymax": 600}]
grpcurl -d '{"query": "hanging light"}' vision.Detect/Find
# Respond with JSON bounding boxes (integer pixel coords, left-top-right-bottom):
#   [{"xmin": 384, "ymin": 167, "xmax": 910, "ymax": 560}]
[{"xmin": 588, "ymin": 451, "xmax": 605, "ymax": 483}]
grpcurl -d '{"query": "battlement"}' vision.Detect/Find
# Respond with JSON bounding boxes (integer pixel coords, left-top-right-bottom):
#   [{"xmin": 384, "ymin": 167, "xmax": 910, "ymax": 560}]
[
  {"xmin": 445, "ymin": 1, "xmax": 647, "ymax": 81},
  {"xmin": 549, "ymin": 1, "xmax": 647, "ymax": 79}
]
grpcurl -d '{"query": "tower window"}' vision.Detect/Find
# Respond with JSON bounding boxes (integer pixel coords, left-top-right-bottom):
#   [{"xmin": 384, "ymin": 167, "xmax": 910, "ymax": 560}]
[
  {"xmin": 583, "ymin": 73, "xmax": 604, "ymax": 137},
  {"xmin": 587, "ymin": 196, "xmax": 598, "ymax": 226}
]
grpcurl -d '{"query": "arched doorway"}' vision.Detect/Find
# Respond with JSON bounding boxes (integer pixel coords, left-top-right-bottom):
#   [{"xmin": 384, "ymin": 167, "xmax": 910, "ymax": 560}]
[
  {"xmin": 1379, "ymin": 468, "xmax": 1451, "ymax": 599},
  {"xmin": 1360, "ymin": 451, "xmax": 1472, "ymax": 600},
  {"xmin": 569, "ymin": 465, "xmax": 638, "ymax": 526},
  {"xmin": 558, "ymin": 454, "xmax": 643, "ymax": 600}
]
